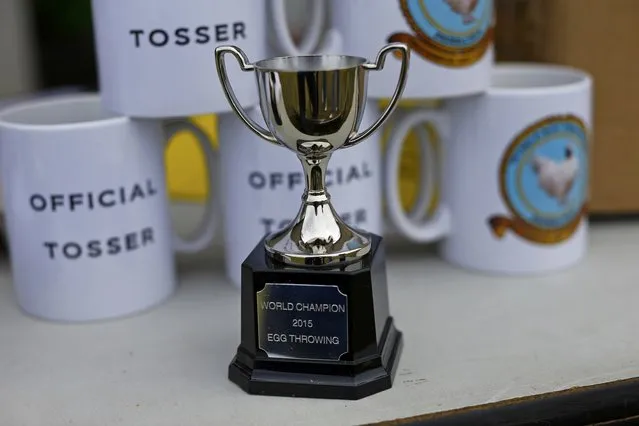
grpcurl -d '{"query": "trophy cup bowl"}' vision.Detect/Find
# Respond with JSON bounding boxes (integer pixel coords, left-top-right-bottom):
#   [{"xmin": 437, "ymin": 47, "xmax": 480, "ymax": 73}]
[
  {"xmin": 215, "ymin": 43, "xmax": 409, "ymax": 267},
  {"xmin": 215, "ymin": 43, "xmax": 410, "ymax": 400}
]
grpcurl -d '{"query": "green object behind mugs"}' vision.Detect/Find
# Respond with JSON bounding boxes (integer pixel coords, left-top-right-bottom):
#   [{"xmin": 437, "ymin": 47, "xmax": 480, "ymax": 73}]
[{"xmin": 34, "ymin": 0, "xmax": 93, "ymax": 36}]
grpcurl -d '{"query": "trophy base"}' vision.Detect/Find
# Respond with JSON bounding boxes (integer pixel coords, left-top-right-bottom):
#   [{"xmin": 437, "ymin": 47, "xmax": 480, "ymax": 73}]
[{"xmin": 228, "ymin": 233, "xmax": 403, "ymax": 400}]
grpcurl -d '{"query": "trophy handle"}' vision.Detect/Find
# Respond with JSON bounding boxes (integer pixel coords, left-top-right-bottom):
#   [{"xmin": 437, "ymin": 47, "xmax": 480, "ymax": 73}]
[
  {"xmin": 214, "ymin": 46, "xmax": 280, "ymax": 145},
  {"xmin": 343, "ymin": 42, "xmax": 410, "ymax": 148}
]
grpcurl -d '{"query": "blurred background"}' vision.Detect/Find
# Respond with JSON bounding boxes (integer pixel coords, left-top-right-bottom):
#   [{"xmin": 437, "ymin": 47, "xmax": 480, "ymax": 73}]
[{"xmin": 1, "ymin": 0, "xmax": 637, "ymax": 215}]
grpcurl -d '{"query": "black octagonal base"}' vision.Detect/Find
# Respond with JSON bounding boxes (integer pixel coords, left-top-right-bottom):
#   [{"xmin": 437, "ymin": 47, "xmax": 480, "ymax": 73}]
[{"xmin": 228, "ymin": 233, "xmax": 403, "ymax": 400}]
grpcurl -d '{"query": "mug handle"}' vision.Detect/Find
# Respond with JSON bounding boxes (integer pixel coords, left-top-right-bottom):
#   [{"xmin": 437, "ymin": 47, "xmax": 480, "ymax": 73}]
[
  {"xmin": 163, "ymin": 119, "xmax": 219, "ymax": 253},
  {"xmin": 344, "ymin": 42, "xmax": 410, "ymax": 148},
  {"xmin": 270, "ymin": 0, "xmax": 326, "ymax": 55},
  {"xmin": 384, "ymin": 110, "xmax": 452, "ymax": 243},
  {"xmin": 408, "ymin": 123, "xmax": 440, "ymax": 222},
  {"xmin": 214, "ymin": 46, "xmax": 280, "ymax": 146}
]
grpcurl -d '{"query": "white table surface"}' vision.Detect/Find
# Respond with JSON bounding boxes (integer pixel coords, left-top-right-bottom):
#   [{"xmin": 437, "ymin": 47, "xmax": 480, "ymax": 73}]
[{"xmin": 2, "ymin": 204, "xmax": 639, "ymax": 426}]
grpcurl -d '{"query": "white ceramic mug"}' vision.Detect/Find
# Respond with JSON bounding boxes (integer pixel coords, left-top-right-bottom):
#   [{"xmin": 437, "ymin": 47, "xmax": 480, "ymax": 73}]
[
  {"xmin": 330, "ymin": 0, "xmax": 494, "ymax": 99},
  {"xmin": 267, "ymin": 0, "xmax": 341, "ymax": 55},
  {"xmin": 0, "ymin": 94, "xmax": 218, "ymax": 322},
  {"xmin": 217, "ymin": 102, "xmax": 383, "ymax": 287},
  {"xmin": 91, "ymin": 0, "xmax": 267, "ymax": 117},
  {"xmin": 384, "ymin": 64, "xmax": 593, "ymax": 274}
]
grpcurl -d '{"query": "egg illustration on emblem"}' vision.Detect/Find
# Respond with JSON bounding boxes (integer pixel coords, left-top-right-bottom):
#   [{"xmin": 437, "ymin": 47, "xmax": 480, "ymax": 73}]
[
  {"xmin": 444, "ymin": 0, "xmax": 479, "ymax": 24},
  {"xmin": 387, "ymin": 0, "xmax": 493, "ymax": 67},
  {"xmin": 487, "ymin": 115, "xmax": 589, "ymax": 245}
]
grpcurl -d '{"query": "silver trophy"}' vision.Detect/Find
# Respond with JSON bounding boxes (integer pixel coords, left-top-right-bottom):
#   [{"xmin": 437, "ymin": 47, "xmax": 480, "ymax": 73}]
[{"xmin": 215, "ymin": 43, "xmax": 409, "ymax": 266}]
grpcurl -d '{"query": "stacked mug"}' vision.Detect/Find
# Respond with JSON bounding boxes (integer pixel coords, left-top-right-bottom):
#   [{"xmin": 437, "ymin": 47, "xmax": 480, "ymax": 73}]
[
  {"xmin": 314, "ymin": 0, "xmax": 593, "ymax": 275},
  {"xmin": 0, "ymin": 0, "xmax": 271, "ymax": 322}
]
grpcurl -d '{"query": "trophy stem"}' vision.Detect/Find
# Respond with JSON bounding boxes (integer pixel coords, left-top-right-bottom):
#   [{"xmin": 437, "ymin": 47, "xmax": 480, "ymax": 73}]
[
  {"xmin": 299, "ymin": 155, "xmax": 330, "ymax": 202},
  {"xmin": 263, "ymin": 154, "xmax": 371, "ymax": 266}
]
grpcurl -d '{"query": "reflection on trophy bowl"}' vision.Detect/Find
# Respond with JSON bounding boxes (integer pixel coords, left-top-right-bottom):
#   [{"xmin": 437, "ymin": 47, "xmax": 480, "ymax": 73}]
[{"xmin": 253, "ymin": 55, "xmax": 369, "ymax": 156}]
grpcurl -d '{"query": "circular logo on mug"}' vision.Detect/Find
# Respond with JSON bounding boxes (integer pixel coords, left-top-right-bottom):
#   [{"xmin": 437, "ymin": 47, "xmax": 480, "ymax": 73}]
[
  {"xmin": 488, "ymin": 115, "xmax": 589, "ymax": 245},
  {"xmin": 388, "ymin": 0, "xmax": 494, "ymax": 67}
]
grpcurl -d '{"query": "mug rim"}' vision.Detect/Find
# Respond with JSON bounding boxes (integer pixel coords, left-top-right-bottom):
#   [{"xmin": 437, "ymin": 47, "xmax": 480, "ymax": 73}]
[
  {"xmin": 254, "ymin": 54, "xmax": 367, "ymax": 72},
  {"xmin": 0, "ymin": 93, "xmax": 129, "ymax": 132},
  {"xmin": 489, "ymin": 63, "xmax": 592, "ymax": 96}
]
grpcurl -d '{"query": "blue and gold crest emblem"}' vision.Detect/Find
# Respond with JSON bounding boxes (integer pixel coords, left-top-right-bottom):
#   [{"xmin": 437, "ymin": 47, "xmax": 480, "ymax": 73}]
[
  {"xmin": 388, "ymin": 0, "xmax": 494, "ymax": 67},
  {"xmin": 488, "ymin": 115, "xmax": 589, "ymax": 245}
]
